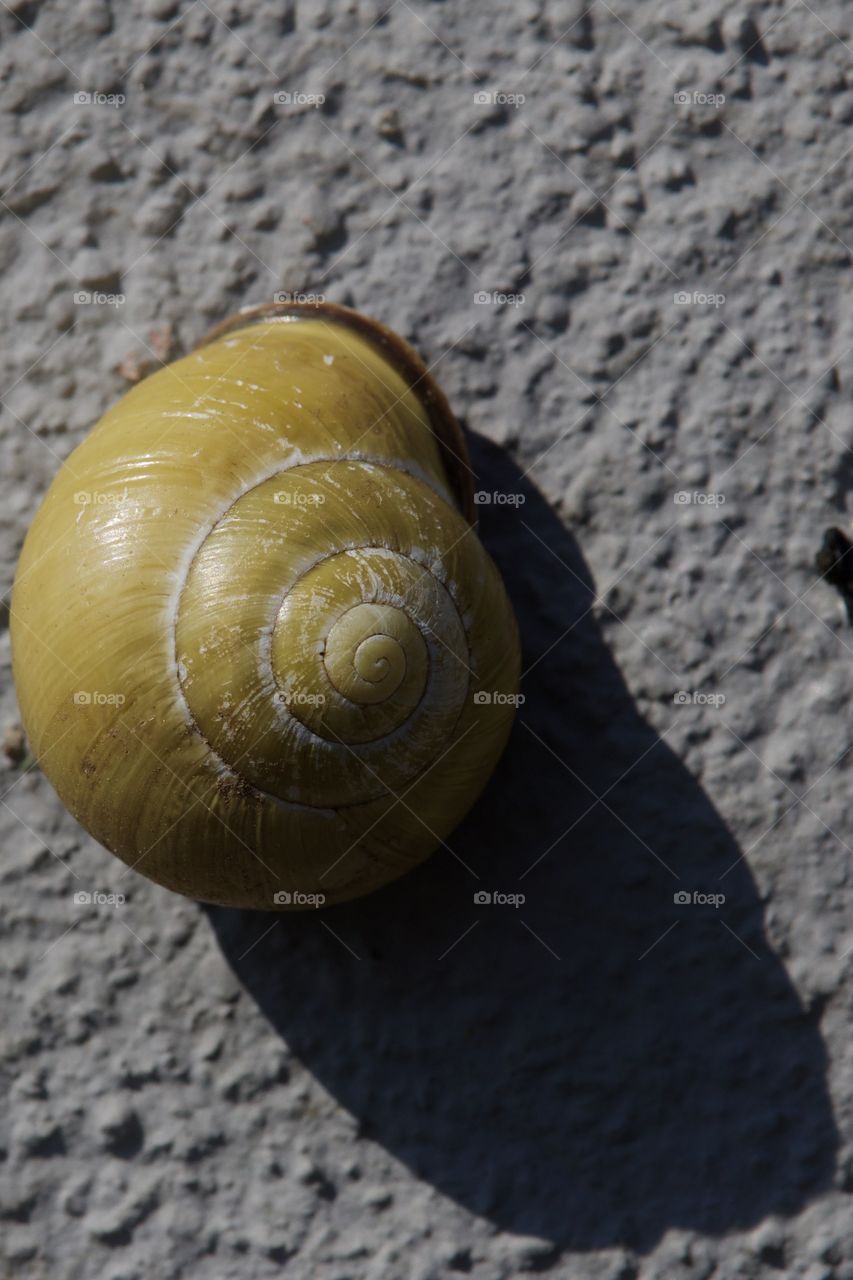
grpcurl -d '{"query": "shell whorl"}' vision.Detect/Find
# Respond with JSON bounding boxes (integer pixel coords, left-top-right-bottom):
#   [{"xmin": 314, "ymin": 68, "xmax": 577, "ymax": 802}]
[
  {"xmin": 10, "ymin": 306, "xmax": 521, "ymax": 909},
  {"xmin": 176, "ymin": 460, "xmax": 474, "ymax": 808}
]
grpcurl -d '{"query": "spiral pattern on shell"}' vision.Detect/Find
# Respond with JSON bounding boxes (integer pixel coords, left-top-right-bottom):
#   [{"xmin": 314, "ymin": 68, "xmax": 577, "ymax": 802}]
[{"xmin": 11, "ymin": 305, "xmax": 521, "ymax": 909}]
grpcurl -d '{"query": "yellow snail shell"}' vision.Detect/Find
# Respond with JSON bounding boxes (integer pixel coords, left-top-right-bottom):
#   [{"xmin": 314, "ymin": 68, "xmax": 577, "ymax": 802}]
[{"xmin": 11, "ymin": 302, "xmax": 521, "ymax": 909}]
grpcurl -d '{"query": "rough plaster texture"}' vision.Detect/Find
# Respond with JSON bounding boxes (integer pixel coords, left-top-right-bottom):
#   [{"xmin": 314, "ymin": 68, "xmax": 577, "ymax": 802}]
[{"xmin": 1, "ymin": 1, "xmax": 852, "ymax": 1277}]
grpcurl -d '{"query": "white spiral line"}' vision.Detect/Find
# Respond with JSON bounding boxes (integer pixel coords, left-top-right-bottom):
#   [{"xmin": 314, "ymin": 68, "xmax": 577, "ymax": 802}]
[{"xmin": 168, "ymin": 455, "xmax": 473, "ymax": 811}]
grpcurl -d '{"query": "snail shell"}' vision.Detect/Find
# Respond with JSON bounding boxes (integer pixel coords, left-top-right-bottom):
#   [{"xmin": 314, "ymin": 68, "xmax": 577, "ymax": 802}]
[{"xmin": 11, "ymin": 302, "xmax": 520, "ymax": 909}]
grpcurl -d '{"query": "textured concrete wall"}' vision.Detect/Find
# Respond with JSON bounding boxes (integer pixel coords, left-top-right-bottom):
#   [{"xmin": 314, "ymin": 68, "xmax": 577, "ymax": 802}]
[{"xmin": 1, "ymin": 2, "xmax": 851, "ymax": 1277}]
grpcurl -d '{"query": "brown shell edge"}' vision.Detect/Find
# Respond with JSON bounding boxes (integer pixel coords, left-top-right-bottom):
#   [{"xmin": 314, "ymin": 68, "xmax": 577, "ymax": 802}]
[{"xmin": 196, "ymin": 300, "xmax": 477, "ymax": 525}]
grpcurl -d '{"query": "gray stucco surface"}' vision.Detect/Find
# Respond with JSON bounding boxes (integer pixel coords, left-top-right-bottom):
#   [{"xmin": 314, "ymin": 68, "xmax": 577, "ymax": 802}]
[{"xmin": 1, "ymin": 1, "xmax": 852, "ymax": 1277}]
